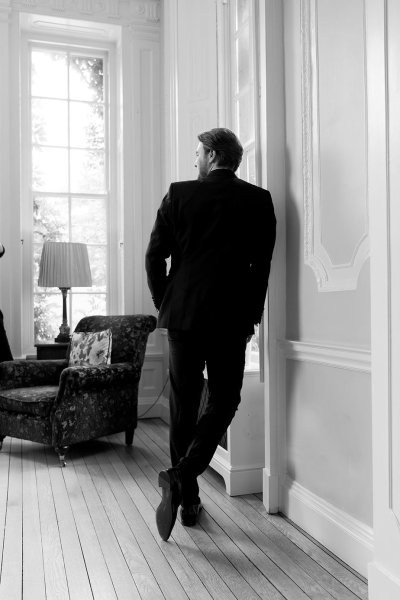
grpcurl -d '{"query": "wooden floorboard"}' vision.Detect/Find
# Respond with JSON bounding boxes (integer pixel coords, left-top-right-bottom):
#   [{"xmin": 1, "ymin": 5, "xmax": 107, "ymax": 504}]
[
  {"xmin": 1, "ymin": 439, "xmax": 23, "ymax": 600},
  {"xmin": 0, "ymin": 418, "xmax": 368, "ymax": 600},
  {"xmin": 22, "ymin": 440, "xmax": 46, "ymax": 600}
]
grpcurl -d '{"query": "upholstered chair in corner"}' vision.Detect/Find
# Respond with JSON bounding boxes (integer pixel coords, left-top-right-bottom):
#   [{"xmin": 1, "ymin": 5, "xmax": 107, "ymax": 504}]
[{"xmin": 0, "ymin": 314, "xmax": 157, "ymax": 466}]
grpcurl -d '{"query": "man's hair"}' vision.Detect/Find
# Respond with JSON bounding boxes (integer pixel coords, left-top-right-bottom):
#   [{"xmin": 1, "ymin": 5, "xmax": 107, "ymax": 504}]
[{"xmin": 198, "ymin": 128, "xmax": 243, "ymax": 172}]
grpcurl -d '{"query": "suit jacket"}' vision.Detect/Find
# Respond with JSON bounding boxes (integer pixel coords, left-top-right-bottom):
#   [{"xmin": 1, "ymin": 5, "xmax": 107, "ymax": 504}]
[{"xmin": 145, "ymin": 169, "xmax": 276, "ymax": 335}]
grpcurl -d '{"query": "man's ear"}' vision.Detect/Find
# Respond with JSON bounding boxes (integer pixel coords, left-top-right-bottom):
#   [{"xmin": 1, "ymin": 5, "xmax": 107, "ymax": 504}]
[{"xmin": 208, "ymin": 149, "xmax": 217, "ymax": 164}]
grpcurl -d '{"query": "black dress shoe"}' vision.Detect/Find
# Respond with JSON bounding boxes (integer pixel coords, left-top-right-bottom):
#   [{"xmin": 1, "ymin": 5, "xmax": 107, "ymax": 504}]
[
  {"xmin": 156, "ymin": 468, "xmax": 182, "ymax": 541},
  {"xmin": 180, "ymin": 502, "xmax": 203, "ymax": 527}
]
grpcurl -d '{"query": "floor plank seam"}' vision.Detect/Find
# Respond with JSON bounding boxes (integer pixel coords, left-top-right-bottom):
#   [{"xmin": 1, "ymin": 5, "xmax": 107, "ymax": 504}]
[
  {"xmin": 0, "ymin": 439, "xmax": 12, "ymax": 584},
  {"xmin": 138, "ymin": 420, "xmax": 368, "ymax": 600},
  {"xmin": 92, "ymin": 444, "xmax": 168, "ymax": 600},
  {"xmin": 135, "ymin": 425, "xmax": 311, "ymax": 600},
  {"xmin": 44, "ymin": 446, "xmax": 72, "ymax": 600},
  {"xmin": 108, "ymin": 439, "xmax": 214, "ymax": 600},
  {"xmin": 69, "ymin": 449, "xmax": 120, "ymax": 600},
  {"xmin": 0, "ymin": 422, "xmax": 368, "ymax": 600},
  {"xmin": 120, "ymin": 440, "xmax": 245, "ymax": 600}
]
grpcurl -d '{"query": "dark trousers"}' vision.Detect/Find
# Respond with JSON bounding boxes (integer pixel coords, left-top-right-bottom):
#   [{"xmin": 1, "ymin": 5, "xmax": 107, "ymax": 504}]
[
  {"xmin": 167, "ymin": 329, "xmax": 247, "ymax": 506},
  {"xmin": 0, "ymin": 310, "xmax": 12, "ymax": 363}
]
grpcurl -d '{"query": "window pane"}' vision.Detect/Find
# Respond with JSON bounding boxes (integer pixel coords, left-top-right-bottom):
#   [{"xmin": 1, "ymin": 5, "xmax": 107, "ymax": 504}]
[
  {"xmin": 34, "ymin": 293, "xmax": 62, "ymax": 342},
  {"xmin": 34, "ymin": 244, "xmax": 61, "ymax": 294},
  {"xmin": 31, "ymin": 50, "xmax": 68, "ymax": 99},
  {"xmin": 71, "ymin": 198, "xmax": 107, "ymax": 244},
  {"xmin": 237, "ymin": 25, "xmax": 250, "ymax": 90},
  {"xmin": 69, "ymin": 56, "xmax": 104, "ymax": 102},
  {"xmin": 70, "ymin": 102, "xmax": 104, "ymax": 149},
  {"xmin": 246, "ymin": 147, "xmax": 256, "ymax": 185},
  {"xmin": 32, "ymin": 99, "xmax": 68, "ymax": 146},
  {"xmin": 87, "ymin": 245, "xmax": 107, "ymax": 292},
  {"xmin": 70, "ymin": 149, "xmax": 105, "ymax": 193},
  {"xmin": 236, "ymin": 0, "xmax": 250, "ymax": 28},
  {"xmin": 237, "ymin": 91, "xmax": 254, "ymax": 145},
  {"xmin": 245, "ymin": 325, "xmax": 260, "ymax": 370},
  {"xmin": 30, "ymin": 45, "xmax": 110, "ymax": 345},
  {"xmin": 71, "ymin": 293, "xmax": 106, "ymax": 331},
  {"xmin": 33, "ymin": 197, "xmax": 69, "ymax": 244},
  {"xmin": 32, "ymin": 147, "xmax": 69, "ymax": 192},
  {"xmin": 232, "ymin": 1, "xmax": 259, "ymax": 371}
]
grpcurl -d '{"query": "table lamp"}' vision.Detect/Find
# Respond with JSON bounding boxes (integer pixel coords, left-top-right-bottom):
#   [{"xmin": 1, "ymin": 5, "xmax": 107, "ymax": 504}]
[{"xmin": 38, "ymin": 241, "xmax": 92, "ymax": 343}]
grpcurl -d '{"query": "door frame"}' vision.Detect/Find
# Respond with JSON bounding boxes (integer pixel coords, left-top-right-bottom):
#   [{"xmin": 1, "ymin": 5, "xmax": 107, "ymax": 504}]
[{"xmin": 258, "ymin": 0, "xmax": 287, "ymax": 513}]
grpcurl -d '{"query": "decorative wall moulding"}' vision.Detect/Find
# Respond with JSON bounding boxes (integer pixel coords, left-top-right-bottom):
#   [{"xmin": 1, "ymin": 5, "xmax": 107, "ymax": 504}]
[
  {"xmin": 301, "ymin": 0, "xmax": 370, "ymax": 292},
  {"xmin": 280, "ymin": 338, "xmax": 371, "ymax": 373},
  {"xmin": 12, "ymin": 0, "xmax": 160, "ymax": 25}
]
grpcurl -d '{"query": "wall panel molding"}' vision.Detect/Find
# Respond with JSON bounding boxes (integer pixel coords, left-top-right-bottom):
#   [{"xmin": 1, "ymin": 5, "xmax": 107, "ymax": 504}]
[
  {"xmin": 301, "ymin": 0, "xmax": 370, "ymax": 292},
  {"xmin": 280, "ymin": 339, "xmax": 371, "ymax": 373}
]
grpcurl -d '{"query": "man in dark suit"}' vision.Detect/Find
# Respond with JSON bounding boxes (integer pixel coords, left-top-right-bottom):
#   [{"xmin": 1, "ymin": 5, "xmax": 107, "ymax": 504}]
[
  {"xmin": 145, "ymin": 128, "xmax": 276, "ymax": 541},
  {"xmin": 0, "ymin": 243, "xmax": 13, "ymax": 363}
]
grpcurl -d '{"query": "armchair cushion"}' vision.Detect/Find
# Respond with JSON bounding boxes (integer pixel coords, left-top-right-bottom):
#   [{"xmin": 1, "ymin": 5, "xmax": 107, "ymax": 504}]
[
  {"xmin": 69, "ymin": 328, "xmax": 112, "ymax": 366},
  {"xmin": 0, "ymin": 359, "xmax": 66, "ymax": 390},
  {"xmin": 0, "ymin": 385, "xmax": 58, "ymax": 417}
]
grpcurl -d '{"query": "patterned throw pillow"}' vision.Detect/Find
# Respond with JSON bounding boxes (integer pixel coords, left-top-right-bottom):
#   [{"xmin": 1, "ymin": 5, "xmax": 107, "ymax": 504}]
[{"xmin": 68, "ymin": 329, "xmax": 112, "ymax": 366}]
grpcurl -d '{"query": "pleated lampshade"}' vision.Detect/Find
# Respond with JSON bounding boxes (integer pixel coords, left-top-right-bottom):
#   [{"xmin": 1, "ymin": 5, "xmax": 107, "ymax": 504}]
[{"xmin": 38, "ymin": 242, "xmax": 92, "ymax": 288}]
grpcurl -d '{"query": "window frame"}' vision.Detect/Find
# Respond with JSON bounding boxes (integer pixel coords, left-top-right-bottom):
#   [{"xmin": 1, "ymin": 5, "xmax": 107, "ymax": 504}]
[
  {"xmin": 222, "ymin": 0, "xmax": 262, "ymax": 372},
  {"xmin": 20, "ymin": 30, "xmax": 122, "ymax": 354}
]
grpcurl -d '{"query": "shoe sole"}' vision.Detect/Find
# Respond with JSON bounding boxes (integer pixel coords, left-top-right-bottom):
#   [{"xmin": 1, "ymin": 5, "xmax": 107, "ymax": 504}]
[{"xmin": 156, "ymin": 471, "xmax": 180, "ymax": 541}]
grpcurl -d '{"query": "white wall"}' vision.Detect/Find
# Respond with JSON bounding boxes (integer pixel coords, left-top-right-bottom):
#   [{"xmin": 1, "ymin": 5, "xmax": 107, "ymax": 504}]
[
  {"xmin": 161, "ymin": 0, "xmax": 218, "ymax": 187},
  {"xmin": 279, "ymin": 0, "xmax": 373, "ymax": 576}
]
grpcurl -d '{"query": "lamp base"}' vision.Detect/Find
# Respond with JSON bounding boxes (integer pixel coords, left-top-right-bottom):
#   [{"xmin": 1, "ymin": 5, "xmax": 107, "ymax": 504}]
[
  {"xmin": 55, "ymin": 287, "xmax": 71, "ymax": 343},
  {"xmin": 55, "ymin": 320, "xmax": 71, "ymax": 344},
  {"xmin": 54, "ymin": 334, "xmax": 71, "ymax": 344}
]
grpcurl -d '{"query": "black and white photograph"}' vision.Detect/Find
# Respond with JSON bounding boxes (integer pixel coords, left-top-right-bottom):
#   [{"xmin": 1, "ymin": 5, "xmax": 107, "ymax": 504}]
[{"xmin": 0, "ymin": 1, "xmax": 396, "ymax": 598}]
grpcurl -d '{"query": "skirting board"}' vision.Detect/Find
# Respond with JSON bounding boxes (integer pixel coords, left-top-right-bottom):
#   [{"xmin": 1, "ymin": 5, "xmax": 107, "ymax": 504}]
[
  {"xmin": 263, "ymin": 468, "xmax": 279, "ymax": 513},
  {"xmin": 139, "ymin": 397, "xmax": 263, "ymax": 496},
  {"xmin": 281, "ymin": 477, "xmax": 373, "ymax": 577},
  {"xmin": 369, "ymin": 562, "xmax": 400, "ymax": 600},
  {"xmin": 137, "ymin": 395, "xmax": 169, "ymax": 422},
  {"xmin": 210, "ymin": 447, "xmax": 263, "ymax": 496}
]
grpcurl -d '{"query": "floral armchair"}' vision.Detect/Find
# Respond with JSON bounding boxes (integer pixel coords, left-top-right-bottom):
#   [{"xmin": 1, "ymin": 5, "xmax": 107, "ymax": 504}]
[{"xmin": 0, "ymin": 314, "xmax": 157, "ymax": 465}]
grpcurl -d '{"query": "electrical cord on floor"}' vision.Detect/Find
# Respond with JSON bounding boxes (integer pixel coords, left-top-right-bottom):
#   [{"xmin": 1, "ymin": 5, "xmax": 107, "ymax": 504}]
[{"xmin": 138, "ymin": 374, "xmax": 170, "ymax": 419}]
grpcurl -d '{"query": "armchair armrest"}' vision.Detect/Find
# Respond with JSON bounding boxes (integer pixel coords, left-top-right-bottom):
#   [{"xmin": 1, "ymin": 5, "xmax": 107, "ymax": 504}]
[
  {"xmin": 56, "ymin": 362, "xmax": 137, "ymax": 398},
  {"xmin": 52, "ymin": 362, "xmax": 139, "ymax": 448},
  {"xmin": 0, "ymin": 359, "xmax": 67, "ymax": 390}
]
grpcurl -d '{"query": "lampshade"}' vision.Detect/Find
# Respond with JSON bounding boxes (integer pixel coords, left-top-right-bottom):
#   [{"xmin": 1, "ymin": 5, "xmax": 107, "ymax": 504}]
[{"xmin": 38, "ymin": 242, "xmax": 92, "ymax": 288}]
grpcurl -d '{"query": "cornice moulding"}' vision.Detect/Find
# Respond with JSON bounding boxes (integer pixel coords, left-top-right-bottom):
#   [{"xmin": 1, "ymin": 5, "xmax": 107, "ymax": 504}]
[
  {"xmin": 11, "ymin": 0, "xmax": 160, "ymax": 26},
  {"xmin": 0, "ymin": 0, "xmax": 12, "ymax": 20}
]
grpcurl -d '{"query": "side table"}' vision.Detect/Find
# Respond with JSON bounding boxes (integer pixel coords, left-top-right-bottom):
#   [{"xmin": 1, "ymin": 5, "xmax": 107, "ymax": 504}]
[{"xmin": 35, "ymin": 342, "xmax": 69, "ymax": 360}]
